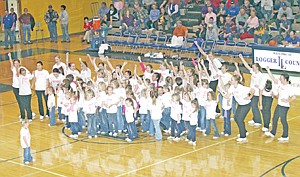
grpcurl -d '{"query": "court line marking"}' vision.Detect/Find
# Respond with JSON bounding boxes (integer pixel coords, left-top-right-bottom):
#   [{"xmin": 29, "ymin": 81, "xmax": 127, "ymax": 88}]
[
  {"xmin": 116, "ymin": 115, "xmax": 300, "ymax": 177},
  {"xmin": 0, "ymin": 157, "xmax": 66, "ymax": 177}
]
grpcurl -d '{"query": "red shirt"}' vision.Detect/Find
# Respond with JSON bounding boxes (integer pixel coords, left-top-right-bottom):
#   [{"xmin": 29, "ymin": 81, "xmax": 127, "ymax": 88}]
[
  {"xmin": 83, "ymin": 22, "xmax": 93, "ymax": 30},
  {"xmin": 226, "ymin": 0, "xmax": 238, "ymax": 8},
  {"xmin": 212, "ymin": 0, "xmax": 221, "ymax": 8}
]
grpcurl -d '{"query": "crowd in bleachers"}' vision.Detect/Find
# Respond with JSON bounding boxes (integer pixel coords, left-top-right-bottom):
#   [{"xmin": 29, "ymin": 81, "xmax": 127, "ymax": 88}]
[{"xmin": 92, "ymin": 0, "xmax": 300, "ymax": 47}]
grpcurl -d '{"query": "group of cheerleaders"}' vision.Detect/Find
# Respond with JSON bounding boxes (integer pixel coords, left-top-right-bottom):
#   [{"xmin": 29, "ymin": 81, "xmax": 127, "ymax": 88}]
[{"xmin": 10, "ymin": 41, "xmax": 296, "ymax": 145}]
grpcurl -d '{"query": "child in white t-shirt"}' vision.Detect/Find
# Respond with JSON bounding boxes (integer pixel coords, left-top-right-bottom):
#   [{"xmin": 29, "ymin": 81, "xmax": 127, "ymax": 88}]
[
  {"xmin": 188, "ymin": 99, "xmax": 199, "ymax": 146},
  {"xmin": 68, "ymin": 95, "xmax": 79, "ymax": 139},
  {"xmin": 47, "ymin": 86, "xmax": 56, "ymax": 126},
  {"xmin": 204, "ymin": 91, "xmax": 220, "ymax": 139},
  {"xmin": 124, "ymin": 98, "xmax": 137, "ymax": 142},
  {"xmin": 167, "ymin": 93, "xmax": 182, "ymax": 142},
  {"xmin": 20, "ymin": 120, "xmax": 35, "ymax": 164}
]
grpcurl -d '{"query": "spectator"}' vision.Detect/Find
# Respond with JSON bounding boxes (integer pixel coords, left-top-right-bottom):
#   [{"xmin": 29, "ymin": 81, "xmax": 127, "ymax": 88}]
[
  {"xmin": 122, "ymin": 10, "xmax": 135, "ymax": 33},
  {"xmin": 220, "ymin": 15, "xmax": 237, "ymax": 40},
  {"xmin": 19, "ymin": 8, "xmax": 34, "ymax": 44},
  {"xmin": 119, "ymin": 2, "xmax": 133, "ymax": 29},
  {"xmin": 2, "ymin": 9, "xmax": 15, "ymax": 49},
  {"xmin": 106, "ymin": 4, "xmax": 119, "ymax": 28},
  {"xmin": 9, "ymin": 8, "xmax": 17, "ymax": 43},
  {"xmin": 134, "ymin": 3, "xmax": 149, "ymax": 29},
  {"xmin": 82, "ymin": 17, "xmax": 93, "ymax": 44},
  {"xmin": 167, "ymin": 20, "xmax": 187, "ymax": 47},
  {"xmin": 206, "ymin": 24, "xmax": 219, "ymax": 40},
  {"xmin": 241, "ymin": 0, "xmax": 252, "ymax": 15},
  {"xmin": 212, "ymin": 0, "xmax": 222, "ymax": 8},
  {"xmin": 201, "ymin": 0, "xmax": 215, "ymax": 20},
  {"xmin": 246, "ymin": 10, "xmax": 259, "ymax": 35},
  {"xmin": 98, "ymin": 2, "xmax": 110, "ymax": 22},
  {"xmin": 216, "ymin": 1, "xmax": 229, "ymax": 17},
  {"xmin": 59, "ymin": 5, "xmax": 70, "ymax": 43},
  {"xmin": 147, "ymin": 4, "xmax": 160, "ymax": 30},
  {"xmin": 44, "ymin": 5, "xmax": 59, "ymax": 43},
  {"xmin": 194, "ymin": 23, "xmax": 207, "ymax": 39},
  {"xmin": 228, "ymin": 1, "xmax": 240, "ymax": 18},
  {"xmin": 261, "ymin": 0, "xmax": 273, "ymax": 20},
  {"xmin": 279, "ymin": 14, "xmax": 291, "ymax": 36},
  {"xmin": 276, "ymin": 2, "xmax": 293, "ymax": 29},
  {"xmin": 167, "ymin": 0, "xmax": 180, "ymax": 28},
  {"xmin": 207, "ymin": 17, "xmax": 218, "ymax": 29},
  {"xmin": 235, "ymin": 8, "xmax": 249, "ymax": 35},
  {"xmin": 205, "ymin": 7, "xmax": 217, "ymax": 25},
  {"xmin": 283, "ymin": 30, "xmax": 300, "ymax": 47},
  {"xmin": 226, "ymin": 0, "xmax": 239, "ymax": 8},
  {"xmin": 254, "ymin": 20, "xmax": 270, "ymax": 44},
  {"xmin": 217, "ymin": 15, "xmax": 226, "ymax": 32},
  {"xmin": 142, "ymin": 0, "xmax": 155, "ymax": 11},
  {"xmin": 114, "ymin": 0, "xmax": 124, "ymax": 11},
  {"xmin": 160, "ymin": 0, "xmax": 181, "ymax": 9},
  {"xmin": 158, "ymin": 8, "xmax": 167, "ymax": 31},
  {"xmin": 132, "ymin": 18, "xmax": 143, "ymax": 34}
]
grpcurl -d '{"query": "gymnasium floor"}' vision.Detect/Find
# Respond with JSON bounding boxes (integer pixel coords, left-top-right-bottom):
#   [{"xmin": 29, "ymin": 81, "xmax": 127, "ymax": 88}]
[{"xmin": 0, "ymin": 36, "xmax": 299, "ymax": 177}]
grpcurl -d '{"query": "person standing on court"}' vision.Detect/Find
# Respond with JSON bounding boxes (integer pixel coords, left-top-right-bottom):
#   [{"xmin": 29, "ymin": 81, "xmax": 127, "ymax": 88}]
[
  {"xmin": 19, "ymin": 8, "xmax": 34, "ymax": 44},
  {"xmin": 20, "ymin": 120, "xmax": 35, "ymax": 164},
  {"xmin": 2, "ymin": 9, "xmax": 15, "ymax": 49},
  {"xmin": 32, "ymin": 61, "xmax": 50, "ymax": 120},
  {"xmin": 59, "ymin": 5, "xmax": 70, "ymax": 43},
  {"xmin": 44, "ymin": 5, "xmax": 59, "ymax": 42},
  {"xmin": 9, "ymin": 8, "xmax": 17, "ymax": 43}
]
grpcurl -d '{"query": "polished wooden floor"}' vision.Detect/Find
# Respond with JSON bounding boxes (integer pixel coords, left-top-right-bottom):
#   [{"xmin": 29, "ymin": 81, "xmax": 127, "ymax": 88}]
[{"xmin": 0, "ymin": 36, "xmax": 299, "ymax": 177}]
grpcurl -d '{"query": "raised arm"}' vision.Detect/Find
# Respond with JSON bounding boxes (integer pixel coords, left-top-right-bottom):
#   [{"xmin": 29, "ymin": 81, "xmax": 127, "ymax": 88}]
[
  {"xmin": 194, "ymin": 41, "xmax": 208, "ymax": 58},
  {"xmin": 8, "ymin": 53, "xmax": 14, "ymax": 69},
  {"xmin": 138, "ymin": 56, "xmax": 146, "ymax": 73},
  {"xmin": 105, "ymin": 56, "xmax": 115, "ymax": 71},
  {"xmin": 265, "ymin": 66, "xmax": 278, "ymax": 84},
  {"xmin": 65, "ymin": 52, "xmax": 70, "ymax": 69},
  {"xmin": 238, "ymin": 54, "xmax": 252, "ymax": 71},
  {"xmin": 169, "ymin": 61, "xmax": 177, "ymax": 76},
  {"xmin": 163, "ymin": 59, "xmax": 171, "ymax": 70},
  {"xmin": 200, "ymin": 59, "xmax": 209, "ymax": 79},
  {"xmin": 87, "ymin": 54, "xmax": 98, "ymax": 71}
]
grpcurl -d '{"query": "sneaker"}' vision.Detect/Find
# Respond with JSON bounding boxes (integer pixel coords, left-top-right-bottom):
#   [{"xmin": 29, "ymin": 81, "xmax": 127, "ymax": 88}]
[
  {"xmin": 109, "ymin": 132, "xmax": 113, "ymax": 136},
  {"xmin": 203, "ymin": 133, "xmax": 207, "ymax": 136},
  {"xmin": 236, "ymin": 138, "xmax": 248, "ymax": 142},
  {"xmin": 180, "ymin": 131, "xmax": 186, "ymax": 136},
  {"xmin": 70, "ymin": 134, "xmax": 74, "ymax": 138},
  {"xmin": 88, "ymin": 136, "xmax": 92, "ymax": 139},
  {"xmin": 192, "ymin": 142, "xmax": 196, "ymax": 146},
  {"xmin": 173, "ymin": 137, "xmax": 181, "ymax": 142},
  {"xmin": 27, "ymin": 41, "xmax": 32, "ymax": 44},
  {"xmin": 119, "ymin": 26, "xmax": 122, "ymax": 30},
  {"xmin": 262, "ymin": 127, "xmax": 269, "ymax": 132},
  {"xmin": 19, "ymin": 119, "xmax": 23, "ymax": 122},
  {"xmin": 185, "ymin": 138, "xmax": 189, "ymax": 142},
  {"xmin": 78, "ymin": 132, "xmax": 82, "ymax": 135},
  {"xmin": 48, "ymin": 124, "xmax": 51, "ymax": 127},
  {"xmin": 118, "ymin": 130, "xmax": 122, "ymax": 133},
  {"xmin": 188, "ymin": 141, "xmax": 193, "ymax": 145},
  {"xmin": 32, "ymin": 112, "xmax": 36, "ymax": 117},
  {"xmin": 113, "ymin": 133, "xmax": 118, "ymax": 137},
  {"xmin": 32, "ymin": 158, "xmax": 36, "ymax": 162},
  {"xmin": 123, "ymin": 129, "xmax": 127, "ymax": 133},
  {"xmin": 28, "ymin": 119, "xmax": 32, "ymax": 122},
  {"xmin": 264, "ymin": 132, "xmax": 275, "ymax": 138},
  {"xmin": 109, "ymin": 25, "xmax": 112, "ymax": 28},
  {"xmin": 23, "ymin": 42, "xmax": 27, "ymax": 45},
  {"xmin": 73, "ymin": 135, "xmax": 78, "ymax": 139},
  {"xmin": 94, "ymin": 135, "xmax": 98, "ymax": 138},
  {"xmin": 100, "ymin": 132, "xmax": 106, "ymax": 135},
  {"xmin": 220, "ymin": 131, "xmax": 225, "ymax": 135},
  {"xmin": 19, "ymin": 115, "xmax": 21, "ymax": 119},
  {"xmin": 219, "ymin": 116, "xmax": 224, "ymax": 119},
  {"xmin": 248, "ymin": 120, "xmax": 255, "ymax": 125},
  {"xmin": 254, "ymin": 123, "xmax": 262, "ymax": 127},
  {"xmin": 196, "ymin": 127, "xmax": 201, "ymax": 131},
  {"xmin": 40, "ymin": 116, "xmax": 44, "ymax": 120},
  {"xmin": 24, "ymin": 161, "xmax": 30, "ymax": 164},
  {"xmin": 277, "ymin": 137, "xmax": 289, "ymax": 141},
  {"xmin": 126, "ymin": 138, "xmax": 132, "ymax": 142},
  {"xmin": 224, "ymin": 134, "xmax": 229, "ymax": 137},
  {"xmin": 213, "ymin": 136, "xmax": 219, "ymax": 139},
  {"xmin": 230, "ymin": 118, "xmax": 234, "ymax": 121},
  {"xmin": 200, "ymin": 129, "xmax": 206, "ymax": 133},
  {"xmin": 167, "ymin": 136, "xmax": 175, "ymax": 140},
  {"xmin": 45, "ymin": 115, "xmax": 49, "ymax": 118},
  {"xmin": 237, "ymin": 132, "xmax": 249, "ymax": 138}
]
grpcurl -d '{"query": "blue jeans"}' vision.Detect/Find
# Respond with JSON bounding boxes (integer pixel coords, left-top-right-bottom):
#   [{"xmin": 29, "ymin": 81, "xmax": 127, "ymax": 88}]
[
  {"xmin": 107, "ymin": 113, "xmax": 117, "ymax": 133},
  {"xmin": 127, "ymin": 122, "xmax": 137, "ymax": 140},
  {"xmin": 22, "ymin": 24, "xmax": 31, "ymax": 42},
  {"xmin": 223, "ymin": 109, "xmax": 232, "ymax": 135},
  {"xmin": 4, "ymin": 28, "xmax": 14, "ymax": 48},
  {"xmin": 70, "ymin": 122, "xmax": 79, "ymax": 135},
  {"xmin": 185, "ymin": 121, "xmax": 191, "ymax": 139},
  {"xmin": 171, "ymin": 118, "xmax": 182, "ymax": 138},
  {"xmin": 140, "ymin": 114, "xmax": 150, "ymax": 132},
  {"xmin": 270, "ymin": 105, "xmax": 289, "ymax": 138},
  {"xmin": 117, "ymin": 106, "xmax": 124, "ymax": 131},
  {"xmin": 254, "ymin": 33, "xmax": 270, "ymax": 44},
  {"xmin": 152, "ymin": 119, "xmax": 162, "ymax": 140},
  {"xmin": 58, "ymin": 107, "xmax": 63, "ymax": 120},
  {"xmin": 47, "ymin": 22, "xmax": 58, "ymax": 41},
  {"xmin": 161, "ymin": 107, "xmax": 171, "ymax": 130},
  {"xmin": 23, "ymin": 147, "xmax": 33, "ymax": 163},
  {"xmin": 19, "ymin": 94, "xmax": 33, "ymax": 119},
  {"xmin": 87, "ymin": 114, "xmax": 97, "ymax": 136},
  {"xmin": 78, "ymin": 108, "xmax": 85, "ymax": 130},
  {"xmin": 99, "ymin": 108, "xmax": 109, "ymax": 133},
  {"xmin": 61, "ymin": 24, "xmax": 70, "ymax": 41},
  {"xmin": 219, "ymin": 93, "xmax": 224, "ymax": 116},
  {"xmin": 189, "ymin": 125, "xmax": 196, "ymax": 142},
  {"xmin": 49, "ymin": 106, "xmax": 56, "ymax": 126},
  {"xmin": 205, "ymin": 119, "xmax": 220, "ymax": 137},
  {"xmin": 198, "ymin": 106, "xmax": 206, "ymax": 130},
  {"xmin": 64, "ymin": 115, "xmax": 71, "ymax": 128}
]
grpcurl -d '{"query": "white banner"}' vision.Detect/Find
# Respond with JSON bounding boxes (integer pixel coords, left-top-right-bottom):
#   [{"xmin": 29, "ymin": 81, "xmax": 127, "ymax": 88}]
[{"xmin": 253, "ymin": 48, "xmax": 300, "ymax": 72}]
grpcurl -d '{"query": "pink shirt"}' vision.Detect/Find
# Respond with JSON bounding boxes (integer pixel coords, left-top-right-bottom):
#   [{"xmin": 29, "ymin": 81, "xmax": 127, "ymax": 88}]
[
  {"xmin": 205, "ymin": 12, "xmax": 217, "ymax": 24},
  {"xmin": 114, "ymin": 1, "xmax": 124, "ymax": 11},
  {"xmin": 247, "ymin": 16, "xmax": 259, "ymax": 28}
]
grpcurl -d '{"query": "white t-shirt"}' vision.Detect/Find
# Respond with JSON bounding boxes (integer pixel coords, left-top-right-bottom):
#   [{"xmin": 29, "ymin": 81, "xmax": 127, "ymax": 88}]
[
  {"xmin": 205, "ymin": 100, "xmax": 218, "ymax": 119},
  {"xmin": 20, "ymin": 127, "xmax": 30, "ymax": 148},
  {"xmin": 150, "ymin": 99, "xmax": 163, "ymax": 120},
  {"xmin": 96, "ymin": 91, "xmax": 107, "ymax": 107},
  {"xmin": 47, "ymin": 94, "xmax": 55, "ymax": 109},
  {"xmin": 83, "ymin": 97, "xmax": 97, "ymax": 114},
  {"xmin": 114, "ymin": 88, "xmax": 126, "ymax": 106},
  {"xmin": 52, "ymin": 62, "xmax": 67, "ymax": 75},
  {"xmin": 277, "ymin": 83, "xmax": 295, "ymax": 107},
  {"xmin": 68, "ymin": 103, "xmax": 78, "ymax": 122},
  {"xmin": 181, "ymin": 100, "xmax": 192, "ymax": 121},
  {"xmin": 80, "ymin": 68, "xmax": 91, "ymax": 82},
  {"xmin": 139, "ymin": 97, "xmax": 148, "ymax": 115},
  {"xmin": 250, "ymin": 69, "xmax": 265, "ymax": 96},
  {"xmin": 222, "ymin": 94, "xmax": 232, "ymax": 111},
  {"xmin": 49, "ymin": 73, "xmax": 64, "ymax": 88},
  {"xmin": 19, "ymin": 74, "xmax": 33, "ymax": 95},
  {"xmin": 217, "ymin": 70, "xmax": 232, "ymax": 92},
  {"xmin": 195, "ymin": 87, "xmax": 213, "ymax": 106},
  {"xmin": 143, "ymin": 71, "xmax": 153, "ymax": 80},
  {"xmin": 125, "ymin": 106, "xmax": 135, "ymax": 123},
  {"xmin": 189, "ymin": 111, "xmax": 198, "ymax": 126},
  {"xmin": 34, "ymin": 70, "xmax": 49, "ymax": 91},
  {"xmin": 228, "ymin": 84, "xmax": 251, "ymax": 105},
  {"xmin": 171, "ymin": 103, "xmax": 181, "ymax": 121},
  {"xmin": 61, "ymin": 95, "xmax": 70, "ymax": 115},
  {"xmin": 106, "ymin": 94, "xmax": 118, "ymax": 113},
  {"xmin": 161, "ymin": 92, "xmax": 172, "ymax": 108},
  {"xmin": 11, "ymin": 66, "xmax": 29, "ymax": 88},
  {"xmin": 57, "ymin": 90, "xmax": 64, "ymax": 107},
  {"xmin": 154, "ymin": 69, "xmax": 171, "ymax": 81},
  {"xmin": 66, "ymin": 68, "xmax": 80, "ymax": 80},
  {"xmin": 208, "ymin": 57, "xmax": 222, "ymax": 81}
]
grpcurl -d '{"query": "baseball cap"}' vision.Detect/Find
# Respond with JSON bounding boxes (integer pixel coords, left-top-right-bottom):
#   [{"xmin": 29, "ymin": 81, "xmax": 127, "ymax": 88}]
[{"xmin": 281, "ymin": 2, "xmax": 287, "ymax": 6}]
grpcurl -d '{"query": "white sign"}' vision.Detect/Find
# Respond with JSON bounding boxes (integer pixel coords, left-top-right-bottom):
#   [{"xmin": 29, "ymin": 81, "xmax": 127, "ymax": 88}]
[{"xmin": 253, "ymin": 48, "xmax": 300, "ymax": 72}]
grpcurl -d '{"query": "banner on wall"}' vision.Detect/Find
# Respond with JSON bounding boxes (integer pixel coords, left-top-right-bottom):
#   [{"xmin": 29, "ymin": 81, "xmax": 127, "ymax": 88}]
[{"xmin": 253, "ymin": 46, "xmax": 300, "ymax": 72}]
